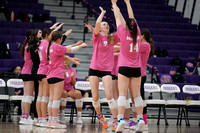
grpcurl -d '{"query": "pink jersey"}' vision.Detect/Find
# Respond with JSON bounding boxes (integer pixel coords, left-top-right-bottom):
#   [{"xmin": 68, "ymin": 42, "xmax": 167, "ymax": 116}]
[
  {"xmin": 89, "ymin": 32, "xmax": 119, "ymax": 72},
  {"xmin": 64, "ymin": 67, "xmax": 78, "ymax": 91},
  {"xmin": 139, "ymin": 42, "xmax": 151, "ymax": 76},
  {"xmin": 21, "ymin": 44, "xmax": 33, "ymax": 75},
  {"xmin": 117, "ymin": 24, "xmax": 141, "ymax": 68},
  {"xmin": 47, "ymin": 44, "xmax": 67, "ymax": 79},
  {"xmin": 37, "ymin": 41, "xmax": 49, "ymax": 75}
]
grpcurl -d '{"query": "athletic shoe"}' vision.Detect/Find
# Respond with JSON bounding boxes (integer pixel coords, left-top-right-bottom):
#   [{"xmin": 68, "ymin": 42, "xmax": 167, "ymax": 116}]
[
  {"xmin": 116, "ymin": 119, "xmax": 127, "ymax": 132},
  {"xmin": 98, "ymin": 115, "xmax": 108, "ymax": 129},
  {"xmin": 135, "ymin": 118, "xmax": 145, "ymax": 133},
  {"xmin": 144, "ymin": 124, "xmax": 149, "ymax": 131},
  {"xmin": 23, "ymin": 116, "xmax": 34, "ymax": 125},
  {"xmin": 51, "ymin": 121, "xmax": 67, "ymax": 129},
  {"xmin": 47, "ymin": 121, "xmax": 51, "ymax": 128},
  {"xmin": 33, "ymin": 119, "xmax": 38, "ymax": 126},
  {"xmin": 59, "ymin": 115, "xmax": 66, "ymax": 124},
  {"xmin": 124, "ymin": 120, "xmax": 137, "ymax": 129},
  {"xmin": 76, "ymin": 117, "xmax": 83, "ymax": 124},
  {"xmin": 108, "ymin": 116, "xmax": 113, "ymax": 126},
  {"xmin": 40, "ymin": 119, "xmax": 47, "ymax": 127},
  {"xmin": 19, "ymin": 117, "xmax": 25, "ymax": 124},
  {"xmin": 112, "ymin": 121, "xmax": 117, "ymax": 132}
]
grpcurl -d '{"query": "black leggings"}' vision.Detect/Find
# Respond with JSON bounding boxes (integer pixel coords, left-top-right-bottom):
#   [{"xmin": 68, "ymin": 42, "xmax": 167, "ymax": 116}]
[{"xmin": 141, "ymin": 76, "xmax": 147, "ymax": 114}]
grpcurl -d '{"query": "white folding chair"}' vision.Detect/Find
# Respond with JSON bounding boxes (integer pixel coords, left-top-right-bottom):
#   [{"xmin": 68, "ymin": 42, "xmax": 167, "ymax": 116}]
[
  {"xmin": 182, "ymin": 85, "xmax": 200, "ymax": 126},
  {"xmin": 7, "ymin": 79, "xmax": 24, "ymax": 101},
  {"xmin": 7, "ymin": 79, "xmax": 23, "ymax": 121},
  {"xmin": 144, "ymin": 83, "xmax": 168, "ymax": 125},
  {"xmin": 161, "ymin": 84, "xmax": 189, "ymax": 126},
  {"xmin": 75, "ymin": 81, "xmax": 95, "ymax": 123},
  {"xmin": 0, "ymin": 78, "xmax": 9, "ymax": 121}
]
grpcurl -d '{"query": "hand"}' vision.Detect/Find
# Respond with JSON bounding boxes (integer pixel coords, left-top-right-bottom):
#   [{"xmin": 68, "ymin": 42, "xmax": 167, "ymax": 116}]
[
  {"xmin": 84, "ymin": 23, "xmax": 94, "ymax": 32},
  {"xmin": 99, "ymin": 6, "xmax": 106, "ymax": 14},
  {"xmin": 111, "ymin": 0, "xmax": 118, "ymax": 4},
  {"xmin": 80, "ymin": 43, "xmax": 88, "ymax": 48},
  {"xmin": 73, "ymin": 57, "xmax": 80, "ymax": 63},
  {"xmin": 124, "ymin": 0, "xmax": 130, "ymax": 3},
  {"xmin": 76, "ymin": 41, "xmax": 84, "ymax": 46},
  {"xmin": 64, "ymin": 29, "xmax": 72, "ymax": 37},
  {"xmin": 50, "ymin": 22, "xmax": 60, "ymax": 29}
]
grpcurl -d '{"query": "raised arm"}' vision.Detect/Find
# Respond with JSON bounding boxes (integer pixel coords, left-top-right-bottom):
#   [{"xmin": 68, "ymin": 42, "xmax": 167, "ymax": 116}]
[
  {"xmin": 85, "ymin": 23, "xmax": 94, "ymax": 32},
  {"xmin": 124, "ymin": 0, "xmax": 134, "ymax": 19},
  {"xmin": 50, "ymin": 22, "xmax": 60, "ymax": 30},
  {"xmin": 94, "ymin": 7, "xmax": 106, "ymax": 35},
  {"xmin": 111, "ymin": 0, "xmax": 126, "ymax": 27},
  {"xmin": 53, "ymin": 23, "xmax": 64, "ymax": 32},
  {"xmin": 65, "ymin": 42, "xmax": 88, "ymax": 53}
]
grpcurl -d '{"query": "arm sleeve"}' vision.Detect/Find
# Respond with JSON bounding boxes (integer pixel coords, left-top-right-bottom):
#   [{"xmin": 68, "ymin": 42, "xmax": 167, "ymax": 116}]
[{"xmin": 61, "ymin": 35, "xmax": 67, "ymax": 45}]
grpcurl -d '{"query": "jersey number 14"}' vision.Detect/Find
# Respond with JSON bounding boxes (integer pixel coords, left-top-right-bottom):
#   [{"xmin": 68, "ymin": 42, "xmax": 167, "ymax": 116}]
[{"xmin": 129, "ymin": 43, "xmax": 138, "ymax": 52}]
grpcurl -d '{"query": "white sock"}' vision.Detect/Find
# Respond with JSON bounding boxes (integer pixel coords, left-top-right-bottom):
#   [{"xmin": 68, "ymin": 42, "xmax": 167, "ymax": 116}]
[
  {"xmin": 60, "ymin": 110, "xmax": 65, "ymax": 116},
  {"xmin": 117, "ymin": 114, "xmax": 124, "ymax": 121},
  {"xmin": 77, "ymin": 111, "xmax": 82, "ymax": 117},
  {"xmin": 52, "ymin": 117, "xmax": 58, "ymax": 123}
]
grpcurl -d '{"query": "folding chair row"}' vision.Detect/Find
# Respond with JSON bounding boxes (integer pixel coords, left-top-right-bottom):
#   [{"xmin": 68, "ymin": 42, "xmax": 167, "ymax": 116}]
[{"xmin": 144, "ymin": 83, "xmax": 200, "ymax": 126}]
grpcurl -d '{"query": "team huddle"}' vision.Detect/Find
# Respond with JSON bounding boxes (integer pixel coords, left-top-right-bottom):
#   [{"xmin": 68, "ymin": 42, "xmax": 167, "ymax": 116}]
[{"xmin": 19, "ymin": 0, "xmax": 154, "ymax": 132}]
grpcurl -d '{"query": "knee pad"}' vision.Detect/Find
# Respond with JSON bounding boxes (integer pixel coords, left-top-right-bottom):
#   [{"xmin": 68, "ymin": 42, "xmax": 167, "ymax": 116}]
[
  {"xmin": 52, "ymin": 100, "xmax": 60, "ymax": 109},
  {"xmin": 132, "ymin": 104, "xmax": 136, "ymax": 112},
  {"xmin": 92, "ymin": 100, "xmax": 100, "ymax": 108},
  {"xmin": 22, "ymin": 96, "xmax": 26, "ymax": 103},
  {"xmin": 117, "ymin": 96, "xmax": 126, "ymax": 107},
  {"xmin": 24, "ymin": 96, "xmax": 33, "ymax": 104},
  {"xmin": 41, "ymin": 97, "xmax": 49, "ymax": 103},
  {"xmin": 37, "ymin": 96, "xmax": 42, "ymax": 102},
  {"xmin": 126, "ymin": 99, "xmax": 131, "ymax": 109},
  {"xmin": 60, "ymin": 98, "xmax": 67, "ymax": 106},
  {"xmin": 48, "ymin": 101, "xmax": 53, "ymax": 108},
  {"xmin": 107, "ymin": 98, "xmax": 117, "ymax": 109},
  {"xmin": 134, "ymin": 96, "xmax": 143, "ymax": 107},
  {"xmin": 76, "ymin": 99, "xmax": 83, "ymax": 108}
]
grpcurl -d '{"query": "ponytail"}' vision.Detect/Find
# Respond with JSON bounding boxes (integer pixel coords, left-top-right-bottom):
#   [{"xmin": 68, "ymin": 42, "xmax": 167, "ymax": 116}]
[
  {"xmin": 126, "ymin": 18, "xmax": 137, "ymax": 45},
  {"xmin": 148, "ymin": 38, "xmax": 154, "ymax": 59},
  {"xmin": 20, "ymin": 29, "xmax": 32, "ymax": 57},
  {"xmin": 141, "ymin": 28, "xmax": 154, "ymax": 59},
  {"xmin": 47, "ymin": 40, "xmax": 52, "ymax": 60}
]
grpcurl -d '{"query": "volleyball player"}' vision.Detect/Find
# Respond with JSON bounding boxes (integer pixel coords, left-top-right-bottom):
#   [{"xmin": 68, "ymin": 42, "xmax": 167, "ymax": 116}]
[{"xmin": 112, "ymin": 0, "xmax": 145, "ymax": 132}]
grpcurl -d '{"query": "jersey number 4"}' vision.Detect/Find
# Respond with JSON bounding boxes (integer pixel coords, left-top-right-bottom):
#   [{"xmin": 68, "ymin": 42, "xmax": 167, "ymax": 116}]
[{"xmin": 129, "ymin": 43, "xmax": 138, "ymax": 52}]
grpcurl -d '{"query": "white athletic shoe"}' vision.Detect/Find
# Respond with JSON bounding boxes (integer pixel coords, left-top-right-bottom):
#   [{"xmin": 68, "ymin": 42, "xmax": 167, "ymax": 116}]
[
  {"xmin": 135, "ymin": 119, "xmax": 145, "ymax": 133},
  {"xmin": 144, "ymin": 124, "xmax": 149, "ymax": 131},
  {"xmin": 19, "ymin": 117, "xmax": 25, "ymax": 124},
  {"xmin": 23, "ymin": 116, "xmax": 34, "ymax": 125},
  {"xmin": 59, "ymin": 115, "xmax": 66, "ymax": 124},
  {"xmin": 40, "ymin": 120, "xmax": 47, "ymax": 127},
  {"xmin": 51, "ymin": 122, "xmax": 67, "ymax": 129},
  {"xmin": 76, "ymin": 117, "xmax": 83, "ymax": 124},
  {"xmin": 116, "ymin": 119, "xmax": 127, "ymax": 132}
]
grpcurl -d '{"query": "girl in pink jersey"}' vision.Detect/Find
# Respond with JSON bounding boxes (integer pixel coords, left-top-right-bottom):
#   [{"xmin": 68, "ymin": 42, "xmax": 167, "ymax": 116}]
[
  {"xmin": 112, "ymin": 0, "xmax": 145, "ymax": 132},
  {"xmin": 88, "ymin": 6, "xmax": 119, "ymax": 130},
  {"xmin": 46, "ymin": 31, "xmax": 87, "ymax": 129},
  {"xmin": 127, "ymin": 28, "xmax": 154, "ymax": 131},
  {"xmin": 59, "ymin": 60, "xmax": 83, "ymax": 124},
  {"xmin": 19, "ymin": 29, "xmax": 42, "ymax": 125}
]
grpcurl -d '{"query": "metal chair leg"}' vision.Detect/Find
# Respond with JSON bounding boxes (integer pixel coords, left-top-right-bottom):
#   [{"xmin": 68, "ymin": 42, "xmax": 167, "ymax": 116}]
[
  {"xmin": 163, "ymin": 106, "xmax": 168, "ymax": 126},
  {"xmin": 177, "ymin": 107, "xmax": 180, "ymax": 125},
  {"xmin": 157, "ymin": 106, "xmax": 161, "ymax": 125}
]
